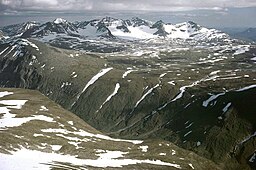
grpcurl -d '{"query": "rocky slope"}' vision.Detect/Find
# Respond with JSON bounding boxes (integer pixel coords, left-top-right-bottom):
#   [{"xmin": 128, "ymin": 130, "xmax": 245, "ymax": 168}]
[{"xmin": 0, "ymin": 17, "xmax": 256, "ymax": 169}]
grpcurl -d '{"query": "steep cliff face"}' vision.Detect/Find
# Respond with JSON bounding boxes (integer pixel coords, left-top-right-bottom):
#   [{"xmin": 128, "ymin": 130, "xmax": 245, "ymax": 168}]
[{"xmin": 0, "ymin": 38, "xmax": 255, "ymax": 169}]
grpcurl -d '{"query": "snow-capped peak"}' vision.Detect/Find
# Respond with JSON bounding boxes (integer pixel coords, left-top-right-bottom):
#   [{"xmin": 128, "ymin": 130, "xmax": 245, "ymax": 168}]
[
  {"xmin": 23, "ymin": 21, "xmax": 38, "ymax": 31},
  {"xmin": 2, "ymin": 17, "xmax": 230, "ymax": 43},
  {"xmin": 54, "ymin": 18, "xmax": 67, "ymax": 24}
]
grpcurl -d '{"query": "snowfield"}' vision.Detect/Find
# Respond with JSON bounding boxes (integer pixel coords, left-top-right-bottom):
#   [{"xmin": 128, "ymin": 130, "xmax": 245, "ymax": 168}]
[{"xmin": 0, "ymin": 148, "xmax": 182, "ymax": 169}]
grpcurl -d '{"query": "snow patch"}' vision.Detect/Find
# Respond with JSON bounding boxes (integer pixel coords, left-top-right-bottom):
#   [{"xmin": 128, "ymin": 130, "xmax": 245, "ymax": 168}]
[
  {"xmin": 168, "ymin": 81, "xmax": 175, "ymax": 85},
  {"xmin": 40, "ymin": 106, "xmax": 49, "ymax": 111},
  {"xmin": 185, "ymin": 122, "xmax": 194, "ymax": 129},
  {"xmin": 67, "ymin": 121, "xmax": 74, "ymax": 125},
  {"xmin": 71, "ymin": 67, "xmax": 113, "ymax": 107},
  {"xmin": 196, "ymin": 141, "xmax": 201, "ymax": 146},
  {"xmin": 33, "ymin": 134, "xmax": 44, "ymax": 137},
  {"xmin": 71, "ymin": 72, "xmax": 77, "ymax": 78},
  {"xmin": 122, "ymin": 70, "xmax": 135, "ymax": 79},
  {"xmin": 134, "ymin": 84, "xmax": 159, "ymax": 108},
  {"xmin": 209, "ymin": 70, "xmax": 220, "ymax": 76},
  {"xmin": 3, "ymin": 45, "xmax": 17, "ymax": 58},
  {"xmin": 184, "ymin": 131, "xmax": 192, "ymax": 137},
  {"xmin": 97, "ymin": 83, "xmax": 120, "ymax": 111},
  {"xmin": 159, "ymin": 80, "xmax": 200, "ymax": 110},
  {"xmin": 233, "ymin": 45, "xmax": 250, "ymax": 56},
  {"xmin": 0, "ymin": 110, "xmax": 54, "ymax": 129},
  {"xmin": 202, "ymin": 92, "xmax": 225, "ymax": 107},
  {"xmin": 222, "ymin": 102, "xmax": 231, "ymax": 113},
  {"xmin": 0, "ymin": 148, "xmax": 182, "ymax": 169},
  {"xmin": 139, "ymin": 145, "xmax": 148, "ymax": 152},
  {"xmin": 41, "ymin": 128, "xmax": 143, "ymax": 144},
  {"xmin": 41, "ymin": 64, "xmax": 45, "ymax": 68},
  {"xmin": 95, "ymin": 149, "xmax": 126, "ymax": 159},
  {"xmin": 0, "ymin": 91, "xmax": 13, "ymax": 98},
  {"xmin": 0, "ymin": 100, "xmax": 27, "ymax": 109},
  {"xmin": 0, "ymin": 47, "xmax": 9, "ymax": 56},
  {"xmin": 21, "ymin": 39, "xmax": 39, "ymax": 51},
  {"xmin": 171, "ymin": 81, "xmax": 200, "ymax": 103},
  {"xmin": 235, "ymin": 84, "xmax": 256, "ymax": 92},
  {"xmin": 54, "ymin": 18, "xmax": 67, "ymax": 24},
  {"xmin": 159, "ymin": 73, "xmax": 167, "ymax": 78},
  {"xmin": 239, "ymin": 131, "xmax": 256, "ymax": 145},
  {"xmin": 188, "ymin": 163, "xmax": 195, "ymax": 169},
  {"xmin": 51, "ymin": 145, "xmax": 62, "ymax": 151},
  {"xmin": 61, "ymin": 82, "xmax": 72, "ymax": 88},
  {"xmin": 249, "ymin": 153, "xmax": 256, "ymax": 163}
]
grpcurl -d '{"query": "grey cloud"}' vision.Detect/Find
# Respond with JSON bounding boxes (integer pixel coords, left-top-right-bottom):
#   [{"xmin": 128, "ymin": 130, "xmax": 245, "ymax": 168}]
[{"xmin": 1, "ymin": 0, "xmax": 256, "ymax": 11}]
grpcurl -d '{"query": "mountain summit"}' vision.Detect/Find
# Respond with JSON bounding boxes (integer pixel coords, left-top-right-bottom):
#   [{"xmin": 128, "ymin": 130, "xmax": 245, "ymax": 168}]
[
  {"xmin": 1, "ymin": 17, "xmax": 228, "ymax": 41},
  {"xmin": 0, "ymin": 17, "xmax": 235, "ymax": 53},
  {"xmin": 53, "ymin": 18, "xmax": 68, "ymax": 24}
]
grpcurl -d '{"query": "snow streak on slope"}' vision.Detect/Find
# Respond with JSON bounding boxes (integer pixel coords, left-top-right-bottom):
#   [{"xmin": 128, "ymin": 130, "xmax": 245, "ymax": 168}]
[
  {"xmin": 97, "ymin": 83, "xmax": 120, "ymax": 111},
  {"xmin": 158, "ymin": 80, "xmax": 201, "ymax": 110},
  {"xmin": 235, "ymin": 84, "xmax": 256, "ymax": 92},
  {"xmin": 134, "ymin": 84, "xmax": 160, "ymax": 109},
  {"xmin": 71, "ymin": 67, "xmax": 113, "ymax": 107},
  {"xmin": 222, "ymin": 102, "xmax": 232, "ymax": 112},
  {"xmin": 202, "ymin": 92, "xmax": 226, "ymax": 107},
  {"xmin": 3, "ymin": 45, "xmax": 17, "ymax": 58},
  {"xmin": 20, "ymin": 39, "xmax": 39, "ymax": 51},
  {"xmin": 0, "ymin": 47, "xmax": 9, "ymax": 56},
  {"xmin": 202, "ymin": 84, "xmax": 256, "ymax": 108},
  {"xmin": 202, "ymin": 84, "xmax": 256, "ymax": 107},
  {"xmin": 122, "ymin": 70, "xmax": 135, "ymax": 79}
]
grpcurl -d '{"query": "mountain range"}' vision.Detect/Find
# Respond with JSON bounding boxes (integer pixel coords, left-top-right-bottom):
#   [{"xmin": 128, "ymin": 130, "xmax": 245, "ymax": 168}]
[
  {"xmin": 0, "ymin": 17, "xmax": 255, "ymax": 169},
  {"xmin": 1, "ymin": 17, "xmax": 228, "ymax": 41}
]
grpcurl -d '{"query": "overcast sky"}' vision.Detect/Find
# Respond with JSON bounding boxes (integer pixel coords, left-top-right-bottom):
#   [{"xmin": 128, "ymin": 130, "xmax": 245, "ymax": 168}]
[
  {"xmin": 1, "ymin": 0, "xmax": 256, "ymax": 11},
  {"xmin": 0, "ymin": 0, "xmax": 256, "ymax": 28}
]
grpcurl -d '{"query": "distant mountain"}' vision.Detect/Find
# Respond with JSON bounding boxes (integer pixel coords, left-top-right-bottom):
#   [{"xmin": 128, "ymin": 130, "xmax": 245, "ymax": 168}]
[
  {"xmin": 234, "ymin": 28, "xmax": 256, "ymax": 42},
  {"xmin": 0, "ymin": 17, "xmax": 236, "ymax": 53},
  {"xmin": 21, "ymin": 18, "xmax": 78, "ymax": 38},
  {"xmin": 1, "ymin": 21, "xmax": 40, "ymax": 37}
]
